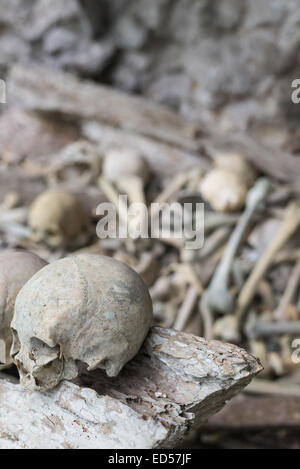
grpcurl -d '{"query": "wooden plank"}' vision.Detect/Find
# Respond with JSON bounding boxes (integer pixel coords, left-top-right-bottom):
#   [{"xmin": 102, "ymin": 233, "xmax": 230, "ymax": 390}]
[
  {"xmin": 8, "ymin": 65, "xmax": 198, "ymax": 151},
  {"xmin": 8, "ymin": 64, "xmax": 300, "ymax": 184},
  {"xmin": 0, "ymin": 327, "xmax": 261, "ymax": 449},
  {"xmin": 203, "ymin": 394, "xmax": 300, "ymax": 430}
]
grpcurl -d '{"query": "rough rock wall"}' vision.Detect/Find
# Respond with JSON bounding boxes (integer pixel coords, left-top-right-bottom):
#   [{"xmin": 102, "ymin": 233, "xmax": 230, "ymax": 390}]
[
  {"xmin": 0, "ymin": 0, "xmax": 114, "ymax": 77},
  {"xmin": 0, "ymin": 0, "xmax": 299, "ymax": 130},
  {"xmin": 107, "ymin": 0, "xmax": 300, "ymax": 131}
]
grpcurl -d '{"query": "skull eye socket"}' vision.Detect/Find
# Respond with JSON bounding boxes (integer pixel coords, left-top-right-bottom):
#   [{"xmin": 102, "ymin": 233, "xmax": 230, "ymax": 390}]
[
  {"xmin": 45, "ymin": 228, "xmax": 59, "ymax": 237},
  {"xmin": 11, "ymin": 329, "xmax": 20, "ymax": 358},
  {"xmin": 27, "ymin": 338, "xmax": 61, "ymax": 373},
  {"xmin": 29, "ymin": 337, "xmax": 59, "ymax": 361},
  {"xmin": 56, "ymin": 162, "xmax": 91, "ymax": 182},
  {"xmin": 43, "ymin": 229, "xmax": 64, "ymax": 247}
]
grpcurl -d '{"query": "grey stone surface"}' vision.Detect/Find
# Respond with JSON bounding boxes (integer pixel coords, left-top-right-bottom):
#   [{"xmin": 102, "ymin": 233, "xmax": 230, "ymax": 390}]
[{"xmin": 0, "ymin": 0, "xmax": 114, "ymax": 77}]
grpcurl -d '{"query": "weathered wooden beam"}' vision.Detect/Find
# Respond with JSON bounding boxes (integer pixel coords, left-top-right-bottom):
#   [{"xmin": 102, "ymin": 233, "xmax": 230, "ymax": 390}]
[
  {"xmin": 204, "ymin": 131, "xmax": 300, "ymax": 185},
  {"xmin": 6, "ymin": 66, "xmax": 209, "ymax": 177},
  {"xmin": 7, "ymin": 65, "xmax": 198, "ymax": 151},
  {"xmin": 0, "ymin": 327, "xmax": 261, "ymax": 449},
  {"xmin": 81, "ymin": 120, "xmax": 209, "ymax": 176},
  {"xmin": 8, "ymin": 64, "xmax": 300, "ymax": 184},
  {"xmin": 202, "ymin": 394, "xmax": 300, "ymax": 431}
]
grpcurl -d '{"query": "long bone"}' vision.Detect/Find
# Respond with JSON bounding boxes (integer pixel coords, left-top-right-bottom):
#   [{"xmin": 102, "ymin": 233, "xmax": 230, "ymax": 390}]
[
  {"xmin": 274, "ymin": 259, "xmax": 300, "ymax": 321},
  {"xmin": 236, "ymin": 201, "xmax": 300, "ymax": 329},
  {"xmin": 101, "ymin": 148, "xmax": 150, "ymax": 241},
  {"xmin": 102, "ymin": 148, "xmax": 149, "ymax": 207},
  {"xmin": 200, "ymin": 178, "xmax": 271, "ymax": 338},
  {"xmin": 245, "ymin": 319, "xmax": 300, "ymax": 340}
]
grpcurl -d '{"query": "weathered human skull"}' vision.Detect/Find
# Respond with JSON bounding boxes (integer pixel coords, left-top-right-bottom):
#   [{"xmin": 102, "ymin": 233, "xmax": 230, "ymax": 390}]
[
  {"xmin": 28, "ymin": 190, "xmax": 86, "ymax": 248},
  {"xmin": 11, "ymin": 254, "xmax": 153, "ymax": 391},
  {"xmin": 200, "ymin": 168, "xmax": 248, "ymax": 212},
  {"xmin": 214, "ymin": 152, "xmax": 257, "ymax": 188},
  {"xmin": 48, "ymin": 140, "xmax": 102, "ymax": 186},
  {"xmin": 0, "ymin": 251, "xmax": 47, "ymax": 370}
]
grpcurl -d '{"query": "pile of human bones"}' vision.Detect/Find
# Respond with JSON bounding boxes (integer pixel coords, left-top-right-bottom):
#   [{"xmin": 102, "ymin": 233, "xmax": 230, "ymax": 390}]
[
  {"xmin": 0, "ymin": 0, "xmax": 300, "ymax": 448},
  {"xmin": 0, "ymin": 64, "xmax": 299, "ymax": 394}
]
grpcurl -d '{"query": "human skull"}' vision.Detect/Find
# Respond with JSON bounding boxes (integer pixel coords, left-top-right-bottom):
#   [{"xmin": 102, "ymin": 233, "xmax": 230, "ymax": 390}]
[
  {"xmin": 214, "ymin": 152, "xmax": 257, "ymax": 188},
  {"xmin": 11, "ymin": 254, "xmax": 153, "ymax": 391},
  {"xmin": 0, "ymin": 250, "xmax": 47, "ymax": 370},
  {"xmin": 200, "ymin": 168, "xmax": 248, "ymax": 212},
  {"xmin": 28, "ymin": 190, "xmax": 86, "ymax": 248},
  {"xmin": 49, "ymin": 140, "xmax": 102, "ymax": 186}
]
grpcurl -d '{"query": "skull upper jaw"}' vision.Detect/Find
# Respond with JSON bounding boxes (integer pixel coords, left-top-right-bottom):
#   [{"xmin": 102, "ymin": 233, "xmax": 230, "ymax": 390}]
[{"xmin": 11, "ymin": 330, "xmax": 78, "ymax": 392}]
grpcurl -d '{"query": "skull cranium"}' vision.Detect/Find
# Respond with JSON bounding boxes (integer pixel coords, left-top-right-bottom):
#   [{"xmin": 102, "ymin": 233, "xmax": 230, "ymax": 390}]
[
  {"xmin": 11, "ymin": 254, "xmax": 153, "ymax": 391},
  {"xmin": 28, "ymin": 190, "xmax": 87, "ymax": 248},
  {"xmin": 0, "ymin": 250, "xmax": 47, "ymax": 370}
]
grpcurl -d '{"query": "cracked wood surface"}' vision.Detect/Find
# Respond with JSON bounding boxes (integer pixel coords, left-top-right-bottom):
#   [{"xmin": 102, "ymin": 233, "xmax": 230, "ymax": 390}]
[{"xmin": 0, "ymin": 327, "xmax": 262, "ymax": 449}]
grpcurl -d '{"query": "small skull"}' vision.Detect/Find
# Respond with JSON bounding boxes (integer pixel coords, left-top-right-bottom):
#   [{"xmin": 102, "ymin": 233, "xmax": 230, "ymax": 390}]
[
  {"xmin": 0, "ymin": 250, "xmax": 47, "ymax": 369},
  {"xmin": 200, "ymin": 168, "xmax": 248, "ymax": 212},
  {"xmin": 215, "ymin": 152, "xmax": 257, "ymax": 188},
  {"xmin": 11, "ymin": 254, "xmax": 153, "ymax": 391},
  {"xmin": 28, "ymin": 190, "xmax": 87, "ymax": 248},
  {"xmin": 49, "ymin": 140, "xmax": 102, "ymax": 186}
]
